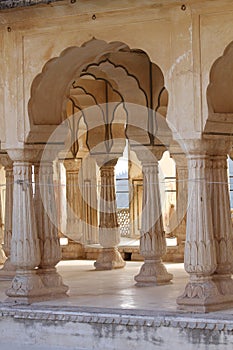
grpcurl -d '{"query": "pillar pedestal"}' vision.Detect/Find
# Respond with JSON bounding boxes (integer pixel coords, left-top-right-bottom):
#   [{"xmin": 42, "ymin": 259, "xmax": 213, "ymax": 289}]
[{"xmin": 94, "ymin": 247, "xmax": 125, "ymax": 270}]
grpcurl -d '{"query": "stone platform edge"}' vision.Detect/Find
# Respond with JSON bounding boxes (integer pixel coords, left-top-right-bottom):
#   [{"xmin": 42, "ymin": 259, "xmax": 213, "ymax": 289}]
[{"xmin": 0, "ymin": 304, "xmax": 233, "ymax": 332}]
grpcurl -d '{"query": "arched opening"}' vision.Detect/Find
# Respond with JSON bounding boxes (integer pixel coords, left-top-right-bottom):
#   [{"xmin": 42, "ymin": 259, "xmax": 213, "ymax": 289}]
[
  {"xmin": 29, "ymin": 38, "xmax": 185, "ymax": 275},
  {"xmin": 1, "ymin": 37, "xmax": 191, "ymax": 308}
]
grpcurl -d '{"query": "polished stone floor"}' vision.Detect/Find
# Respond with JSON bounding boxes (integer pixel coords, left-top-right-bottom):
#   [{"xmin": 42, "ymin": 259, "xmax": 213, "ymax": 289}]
[
  {"xmin": 0, "ymin": 261, "xmax": 186, "ymax": 311},
  {"xmin": 1, "ymin": 260, "xmax": 233, "ymax": 316}
]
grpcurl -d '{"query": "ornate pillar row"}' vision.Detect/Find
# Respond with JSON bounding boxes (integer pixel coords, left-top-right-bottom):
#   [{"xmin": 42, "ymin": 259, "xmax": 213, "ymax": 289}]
[
  {"xmin": 94, "ymin": 159, "xmax": 125, "ymax": 270},
  {"xmin": 64, "ymin": 159, "xmax": 83, "ymax": 243},
  {"xmin": 34, "ymin": 157, "xmax": 68, "ymax": 297},
  {"xmin": 6, "ymin": 150, "xmax": 47, "ymax": 303},
  {"xmin": 134, "ymin": 147, "xmax": 173, "ymax": 285},
  {"xmin": 0, "ymin": 155, "xmax": 16, "ymax": 277},
  {"xmin": 177, "ymin": 139, "xmax": 233, "ymax": 312}
]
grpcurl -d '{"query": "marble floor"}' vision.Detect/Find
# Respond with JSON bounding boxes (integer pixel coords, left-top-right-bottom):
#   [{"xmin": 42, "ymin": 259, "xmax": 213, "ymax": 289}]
[
  {"xmin": 0, "ymin": 261, "xmax": 186, "ymax": 312},
  {"xmin": 0, "ymin": 260, "xmax": 233, "ymax": 316}
]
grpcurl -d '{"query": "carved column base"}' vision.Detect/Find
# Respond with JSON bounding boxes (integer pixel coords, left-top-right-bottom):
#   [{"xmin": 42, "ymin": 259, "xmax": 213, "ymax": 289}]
[
  {"xmin": 134, "ymin": 259, "xmax": 173, "ymax": 286},
  {"xmin": 5, "ymin": 270, "xmax": 49, "ymax": 304},
  {"xmin": 0, "ymin": 258, "xmax": 16, "ymax": 280},
  {"xmin": 37, "ymin": 267, "xmax": 69, "ymax": 297},
  {"xmin": 176, "ymin": 276, "xmax": 233, "ymax": 312},
  {"xmin": 94, "ymin": 248, "xmax": 125, "ymax": 270}
]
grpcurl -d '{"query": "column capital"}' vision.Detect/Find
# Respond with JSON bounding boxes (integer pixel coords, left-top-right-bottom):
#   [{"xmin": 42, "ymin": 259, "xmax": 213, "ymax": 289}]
[
  {"xmin": 134, "ymin": 145, "xmax": 166, "ymax": 164},
  {"xmin": 170, "ymin": 153, "xmax": 187, "ymax": 168},
  {"xmin": 6, "ymin": 148, "xmax": 41, "ymax": 163},
  {"xmin": 63, "ymin": 158, "xmax": 82, "ymax": 172},
  {"xmin": 182, "ymin": 138, "xmax": 232, "ymax": 157},
  {"xmin": 93, "ymin": 154, "xmax": 120, "ymax": 168}
]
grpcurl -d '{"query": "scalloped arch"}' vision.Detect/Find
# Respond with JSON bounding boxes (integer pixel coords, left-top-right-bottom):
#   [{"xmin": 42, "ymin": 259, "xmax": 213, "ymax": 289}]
[
  {"xmin": 207, "ymin": 41, "xmax": 233, "ymax": 113},
  {"xmin": 28, "ymin": 38, "xmax": 130, "ymax": 126}
]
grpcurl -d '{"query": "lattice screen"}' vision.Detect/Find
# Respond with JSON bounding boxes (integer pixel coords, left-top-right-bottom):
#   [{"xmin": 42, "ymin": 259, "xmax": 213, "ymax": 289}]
[{"xmin": 117, "ymin": 208, "xmax": 130, "ymax": 237}]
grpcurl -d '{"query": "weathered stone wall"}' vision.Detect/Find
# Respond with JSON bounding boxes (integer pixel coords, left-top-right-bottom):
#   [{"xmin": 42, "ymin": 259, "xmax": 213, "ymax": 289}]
[{"xmin": 1, "ymin": 306, "xmax": 233, "ymax": 349}]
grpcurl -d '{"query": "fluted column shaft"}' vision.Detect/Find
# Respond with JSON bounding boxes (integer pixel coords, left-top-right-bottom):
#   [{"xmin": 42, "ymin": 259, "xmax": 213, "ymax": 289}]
[
  {"xmin": 177, "ymin": 144, "xmax": 222, "ymax": 312},
  {"xmin": 99, "ymin": 164, "xmax": 119, "ymax": 247},
  {"xmin": 211, "ymin": 156, "xmax": 233, "ymax": 276},
  {"xmin": 175, "ymin": 162, "xmax": 188, "ymax": 244},
  {"xmin": 10, "ymin": 162, "xmax": 41, "ymax": 269},
  {"xmin": 184, "ymin": 155, "xmax": 217, "ymax": 277},
  {"xmin": 64, "ymin": 159, "xmax": 83, "ymax": 242},
  {"xmin": 0, "ymin": 162, "xmax": 17, "ymax": 276},
  {"xmin": 134, "ymin": 154, "xmax": 173, "ymax": 285},
  {"xmin": 3, "ymin": 165, "xmax": 13, "ymax": 259},
  {"xmin": 34, "ymin": 160, "xmax": 68, "ymax": 295},
  {"xmin": 141, "ymin": 162, "xmax": 166, "ymax": 258},
  {"xmin": 35, "ymin": 162, "xmax": 61, "ymax": 268},
  {"xmin": 94, "ymin": 160, "xmax": 125, "ymax": 270},
  {"xmin": 0, "ymin": 164, "xmax": 6, "ymax": 264}
]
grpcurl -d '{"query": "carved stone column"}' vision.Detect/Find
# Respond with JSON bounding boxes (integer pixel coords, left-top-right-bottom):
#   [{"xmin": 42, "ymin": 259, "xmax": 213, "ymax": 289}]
[
  {"xmin": 80, "ymin": 153, "xmax": 99, "ymax": 244},
  {"xmin": 170, "ymin": 153, "xmax": 188, "ymax": 259},
  {"xmin": 6, "ymin": 149, "xmax": 47, "ymax": 303},
  {"xmin": 34, "ymin": 158, "xmax": 68, "ymax": 297},
  {"xmin": 94, "ymin": 159, "xmax": 125, "ymax": 270},
  {"xmin": 211, "ymin": 149, "xmax": 233, "ymax": 301},
  {"xmin": 177, "ymin": 140, "xmax": 221, "ymax": 312},
  {"xmin": 134, "ymin": 147, "xmax": 173, "ymax": 285},
  {"xmin": 64, "ymin": 159, "xmax": 83, "ymax": 242},
  {"xmin": 0, "ymin": 164, "xmax": 6, "ymax": 265},
  {"xmin": 0, "ymin": 155, "xmax": 16, "ymax": 276}
]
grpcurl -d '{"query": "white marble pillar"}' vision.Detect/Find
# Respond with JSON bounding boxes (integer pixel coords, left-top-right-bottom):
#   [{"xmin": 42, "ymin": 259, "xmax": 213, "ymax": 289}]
[
  {"xmin": 171, "ymin": 153, "xmax": 188, "ymax": 257},
  {"xmin": 94, "ymin": 160, "xmax": 125, "ymax": 270},
  {"xmin": 211, "ymin": 153, "xmax": 233, "ymax": 297},
  {"xmin": 177, "ymin": 140, "xmax": 221, "ymax": 312},
  {"xmin": 34, "ymin": 159, "xmax": 68, "ymax": 297},
  {"xmin": 6, "ymin": 150, "xmax": 47, "ymax": 303},
  {"xmin": 134, "ymin": 147, "xmax": 173, "ymax": 285},
  {"xmin": 64, "ymin": 159, "xmax": 83, "ymax": 242},
  {"xmin": 0, "ymin": 156, "xmax": 16, "ymax": 276},
  {"xmin": 0, "ymin": 164, "xmax": 6, "ymax": 265},
  {"xmin": 80, "ymin": 153, "xmax": 99, "ymax": 244}
]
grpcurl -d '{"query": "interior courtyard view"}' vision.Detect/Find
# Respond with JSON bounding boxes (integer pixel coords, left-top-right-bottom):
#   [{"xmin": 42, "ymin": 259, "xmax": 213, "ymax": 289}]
[{"xmin": 2, "ymin": 0, "xmax": 233, "ymax": 349}]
